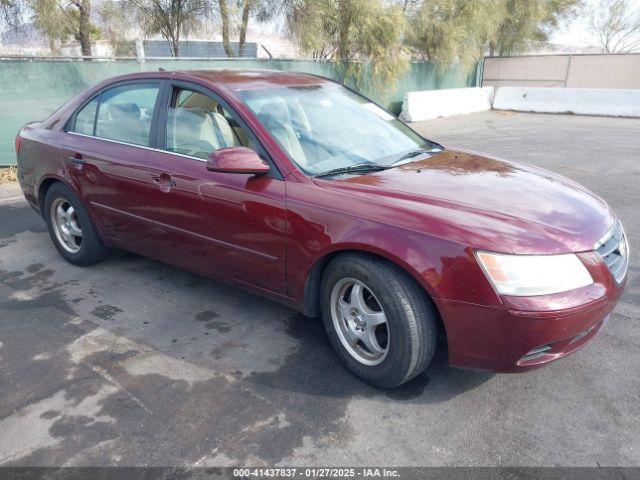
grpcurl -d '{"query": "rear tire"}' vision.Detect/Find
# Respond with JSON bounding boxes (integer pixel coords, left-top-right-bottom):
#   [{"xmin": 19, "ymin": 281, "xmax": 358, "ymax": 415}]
[
  {"xmin": 320, "ymin": 253, "xmax": 437, "ymax": 389},
  {"xmin": 44, "ymin": 182, "xmax": 109, "ymax": 266}
]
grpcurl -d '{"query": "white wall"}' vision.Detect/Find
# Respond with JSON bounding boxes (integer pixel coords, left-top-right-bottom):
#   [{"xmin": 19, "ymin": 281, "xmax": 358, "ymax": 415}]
[
  {"xmin": 400, "ymin": 87, "xmax": 494, "ymax": 122},
  {"xmin": 493, "ymin": 87, "xmax": 640, "ymax": 117},
  {"xmin": 483, "ymin": 53, "xmax": 640, "ymax": 90},
  {"xmin": 59, "ymin": 41, "xmax": 113, "ymax": 57}
]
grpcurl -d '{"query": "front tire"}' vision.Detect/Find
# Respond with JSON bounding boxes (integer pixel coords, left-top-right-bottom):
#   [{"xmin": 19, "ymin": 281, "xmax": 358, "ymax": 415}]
[
  {"xmin": 44, "ymin": 182, "xmax": 109, "ymax": 266},
  {"xmin": 320, "ymin": 253, "xmax": 438, "ymax": 388}
]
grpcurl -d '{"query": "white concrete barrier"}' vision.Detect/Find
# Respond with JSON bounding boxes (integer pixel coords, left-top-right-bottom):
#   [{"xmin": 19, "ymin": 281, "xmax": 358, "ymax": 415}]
[
  {"xmin": 493, "ymin": 87, "xmax": 640, "ymax": 117},
  {"xmin": 400, "ymin": 87, "xmax": 494, "ymax": 122}
]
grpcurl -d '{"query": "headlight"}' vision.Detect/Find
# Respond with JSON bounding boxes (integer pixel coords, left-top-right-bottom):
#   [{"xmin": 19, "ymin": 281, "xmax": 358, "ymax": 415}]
[{"xmin": 476, "ymin": 251, "xmax": 593, "ymax": 296}]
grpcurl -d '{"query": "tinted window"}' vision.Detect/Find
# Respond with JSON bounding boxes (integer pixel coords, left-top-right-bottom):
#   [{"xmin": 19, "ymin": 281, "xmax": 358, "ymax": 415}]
[
  {"xmin": 94, "ymin": 84, "xmax": 160, "ymax": 146},
  {"xmin": 73, "ymin": 97, "xmax": 99, "ymax": 135},
  {"xmin": 165, "ymin": 88, "xmax": 253, "ymax": 160}
]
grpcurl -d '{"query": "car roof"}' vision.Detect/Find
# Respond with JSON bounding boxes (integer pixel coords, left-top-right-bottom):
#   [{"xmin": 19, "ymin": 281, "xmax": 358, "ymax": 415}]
[
  {"xmin": 185, "ymin": 69, "xmax": 332, "ymax": 91},
  {"xmin": 106, "ymin": 69, "xmax": 333, "ymax": 92}
]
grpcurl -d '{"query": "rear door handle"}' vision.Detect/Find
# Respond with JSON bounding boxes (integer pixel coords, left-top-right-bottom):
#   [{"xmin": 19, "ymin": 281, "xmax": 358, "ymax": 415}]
[{"xmin": 67, "ymin": 154, "xmax": 85, "ymax": 165}]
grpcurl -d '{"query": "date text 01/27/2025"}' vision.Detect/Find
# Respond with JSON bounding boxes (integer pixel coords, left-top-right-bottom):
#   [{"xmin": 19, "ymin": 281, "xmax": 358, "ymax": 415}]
[{"xmin": 233, "ymin": 467, "xmax": 401, "ymax": 478}]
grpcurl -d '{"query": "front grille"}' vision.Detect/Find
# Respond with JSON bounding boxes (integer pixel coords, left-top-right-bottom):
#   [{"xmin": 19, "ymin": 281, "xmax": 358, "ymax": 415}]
[{"xmin": 595, "ymin": 221, "xmax": 629, "ymax": 284}]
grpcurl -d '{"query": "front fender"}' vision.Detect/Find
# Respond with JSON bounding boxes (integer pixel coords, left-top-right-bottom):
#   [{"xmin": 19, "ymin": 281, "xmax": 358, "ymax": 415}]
[{"xmin": 285, "ymin": 195, "xmax": 501, "ymax": 309}]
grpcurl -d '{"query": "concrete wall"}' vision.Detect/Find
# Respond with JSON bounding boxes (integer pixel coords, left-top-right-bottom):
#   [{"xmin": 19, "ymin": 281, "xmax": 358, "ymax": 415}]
[
  {"xmin": 493, "ymin": 87, "xmax": 640, "ymax": 117},
  {"xmin": 483, "ymin": 54, "xmax": 640, "ymax": 89},
  {"xmin": 400, "ymin": 87, "xmax": 494, "ymax": 122}
]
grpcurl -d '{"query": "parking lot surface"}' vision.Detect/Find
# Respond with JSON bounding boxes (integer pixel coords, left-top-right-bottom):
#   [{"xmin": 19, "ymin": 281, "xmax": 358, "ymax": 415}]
[{"xmin": 0, "ymin": 111, "xmax": 638, "ymax": 467}]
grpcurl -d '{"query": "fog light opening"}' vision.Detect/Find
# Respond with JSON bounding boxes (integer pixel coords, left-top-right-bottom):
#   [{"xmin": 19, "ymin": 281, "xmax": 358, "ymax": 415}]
[
  {"xmin": 569, "ymin": 324, "xmax": 597, "ymax": 345},
  {"xmin": 520, "ymin": 344, "xmax": 552, "ymax": 362}
]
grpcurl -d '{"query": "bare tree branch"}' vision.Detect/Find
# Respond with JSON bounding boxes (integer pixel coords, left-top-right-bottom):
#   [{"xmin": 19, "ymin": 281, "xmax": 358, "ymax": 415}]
[{"xmin": 589, "ymin": 0, "xmax": 640, "ymax": 53}]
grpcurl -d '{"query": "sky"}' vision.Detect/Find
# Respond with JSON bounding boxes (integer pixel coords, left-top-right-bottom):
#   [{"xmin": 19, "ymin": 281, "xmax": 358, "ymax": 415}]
[{"xmin": 550, "ymin": 0, "xmax": 640, "ymax": 48}]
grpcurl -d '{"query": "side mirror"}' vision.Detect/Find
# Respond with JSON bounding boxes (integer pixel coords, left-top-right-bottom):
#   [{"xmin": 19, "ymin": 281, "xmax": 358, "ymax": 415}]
[{"xmin": 206, "ymin": 147, "xmax": 270, "ymax": 175}]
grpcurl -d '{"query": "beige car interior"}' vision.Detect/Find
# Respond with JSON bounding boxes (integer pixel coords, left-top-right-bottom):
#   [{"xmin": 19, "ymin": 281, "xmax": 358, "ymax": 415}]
[
  {"xmin": 165, "ymin": 90, "xmax": 312, "ymax": 167},
  {"xmin": 97, "ymin": 102, "xmax": 152, "ymax": 146},
  {"xmin": 167, "ymin": 91, "xmax": 248, "ymax": 159},
  {"xmin": 257, "ymin": 101, "xmax": 308, "ymax": 167}
]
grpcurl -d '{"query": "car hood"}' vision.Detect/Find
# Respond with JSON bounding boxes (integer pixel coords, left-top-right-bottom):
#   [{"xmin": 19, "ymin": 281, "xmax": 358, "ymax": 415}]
[{"xmin": 313, "ymin": 149, "xmax": 614, "ymax": 254}]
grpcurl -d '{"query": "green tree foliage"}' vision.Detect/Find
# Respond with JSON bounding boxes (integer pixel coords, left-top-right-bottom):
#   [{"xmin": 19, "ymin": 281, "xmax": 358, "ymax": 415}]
[
  {"xmin": 5, "ymin": 0, "xmax": 581, "ymax": 74},
  {"xmin": 405, "ymin": 0, "xmax": 580, "ymax": 64},
  {"xmin": 128, "ymin": 0, "xmax": 206, "ymax": 56},
  {"xmin": 490, "ymin": 0, "xmax": 580, "ymax": 56},
  {"xmin": 404, "ymin": 0, "xmax": 504, "ymax": 65},
  {"xmin": 1, "ymin": 0, "xmax": 97, "ymax": 55},
  {"xmin": 98, "ymin": 0, "xmax": 136, "ymax": 56},
  {"xmin": 284, "ymin": 0, "xmax": 408, "ymax": 88},
  {"xmin": 30, "ymin": 0, "xmax": 97, "ymax": 56},
  {"xmin": 30, "ymin": 0, "xmax": 74, "ymax": 52}
]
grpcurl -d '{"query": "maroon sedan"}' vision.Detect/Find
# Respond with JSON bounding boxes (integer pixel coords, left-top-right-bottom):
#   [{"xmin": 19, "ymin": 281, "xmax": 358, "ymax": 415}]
[{"xmin": 15, "ymin": 70, "xmax": 628, "ymax": 388}]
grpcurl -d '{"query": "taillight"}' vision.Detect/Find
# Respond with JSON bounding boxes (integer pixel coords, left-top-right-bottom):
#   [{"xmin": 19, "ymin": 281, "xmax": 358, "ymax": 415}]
[{"xmin": 15, "ymin": 132, "xmax": 22, "ymax": 155}]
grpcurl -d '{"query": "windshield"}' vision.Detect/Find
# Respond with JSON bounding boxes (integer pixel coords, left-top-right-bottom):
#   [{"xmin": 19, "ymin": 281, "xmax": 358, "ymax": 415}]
[{"xmin": 238, "ymin": 83, "xmax": 442, "ymax": 176}]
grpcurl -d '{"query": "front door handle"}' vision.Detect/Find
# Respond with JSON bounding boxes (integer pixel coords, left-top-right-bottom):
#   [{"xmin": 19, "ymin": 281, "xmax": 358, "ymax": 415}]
[{"xmin": 152, "ymin": 173, "xmax": 176, "ymax": 193}]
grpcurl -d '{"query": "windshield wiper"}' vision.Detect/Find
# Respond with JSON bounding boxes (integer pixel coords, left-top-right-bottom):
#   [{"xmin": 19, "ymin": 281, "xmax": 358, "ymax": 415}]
[
  {"xmin": 314, "ymin": 163, "xmax": 391, "ymax": 178},
  {"xmin": 391, "ymin": 148, "xmax": 436, "ymax": 165}
]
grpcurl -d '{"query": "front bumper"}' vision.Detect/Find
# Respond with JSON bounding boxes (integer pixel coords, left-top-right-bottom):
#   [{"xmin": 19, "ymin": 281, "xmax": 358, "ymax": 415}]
[{"xmin": 436, "ymin": 251, "xmax": 626, "ymax": 373}]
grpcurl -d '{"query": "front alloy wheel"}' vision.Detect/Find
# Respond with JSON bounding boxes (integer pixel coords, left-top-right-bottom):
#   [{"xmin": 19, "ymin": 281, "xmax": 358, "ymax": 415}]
[
  {"xmin": 321, "ymin": 253, "xmax": 438, "ymax": 389},
  {"xmin": 330, "ymin": 278, "xmax": 389, "ymax": 366}
]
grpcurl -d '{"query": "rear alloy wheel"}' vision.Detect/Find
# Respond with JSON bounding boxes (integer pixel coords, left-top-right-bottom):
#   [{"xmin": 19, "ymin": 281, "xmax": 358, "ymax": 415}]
[
  {"xmin": 44, "ymin": 182, "xmax": 109, "ymax": 266},
  {"xmin": 50, "ymin": 197, "xmax": 83, "ymax": 254},
  {"xmin": 321, "ymin": 253, "xmax": 438, "ymax": 389}
]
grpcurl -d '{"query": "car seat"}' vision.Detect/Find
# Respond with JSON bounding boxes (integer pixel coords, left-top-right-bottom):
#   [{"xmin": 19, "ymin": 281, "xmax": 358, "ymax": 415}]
[{"xmin": 258, "ymin": 102, "xmax": 308, "ymax": 167}]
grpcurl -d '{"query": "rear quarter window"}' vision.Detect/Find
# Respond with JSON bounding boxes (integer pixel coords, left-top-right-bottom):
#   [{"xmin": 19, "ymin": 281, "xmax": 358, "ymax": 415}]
[{"xmin": 72, "ymin": 97, "xmax": 99, "ymax": 135}]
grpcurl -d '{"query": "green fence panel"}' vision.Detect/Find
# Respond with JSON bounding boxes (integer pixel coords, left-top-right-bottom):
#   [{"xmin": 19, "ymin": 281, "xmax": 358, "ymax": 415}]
[{"xmin": 0, "ymin": 58, "xmax": 477, "ymax": 166}]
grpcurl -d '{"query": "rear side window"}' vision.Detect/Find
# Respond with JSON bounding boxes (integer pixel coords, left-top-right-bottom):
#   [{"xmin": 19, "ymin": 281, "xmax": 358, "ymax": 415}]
[
  {"xmin": 70, "ymin": 83, "xmax": 160, "ymax": 147},
  {"xmin": 96, "ymin": 84, "xmax": 159, "ymax": 146}
]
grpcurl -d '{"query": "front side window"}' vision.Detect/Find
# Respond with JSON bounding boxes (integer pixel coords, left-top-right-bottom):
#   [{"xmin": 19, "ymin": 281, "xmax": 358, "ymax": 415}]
[
  {"xmin": 165, "ymin": 88, "xmax": 253, "ymax": 160},
  {"xmin": 238, "ymin": 83, "xmax": 441, "ymax": 175}
]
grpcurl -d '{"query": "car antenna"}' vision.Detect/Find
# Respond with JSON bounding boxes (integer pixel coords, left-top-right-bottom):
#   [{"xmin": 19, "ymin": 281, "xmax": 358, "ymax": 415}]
[{"xmin": 159, "ymin": 67, "xmax": 165, "ymax": 72}]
